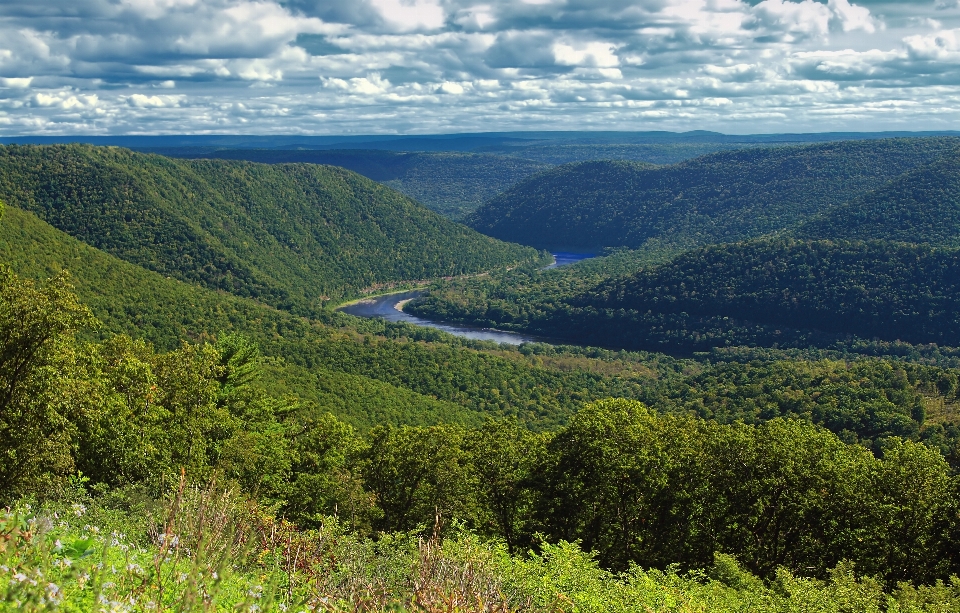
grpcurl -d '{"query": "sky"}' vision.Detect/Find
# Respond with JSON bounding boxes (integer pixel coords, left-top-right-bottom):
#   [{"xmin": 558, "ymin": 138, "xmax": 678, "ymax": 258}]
[{"xmin": 1, "ymin": 0, "xmax": 960, "ymax": 135}]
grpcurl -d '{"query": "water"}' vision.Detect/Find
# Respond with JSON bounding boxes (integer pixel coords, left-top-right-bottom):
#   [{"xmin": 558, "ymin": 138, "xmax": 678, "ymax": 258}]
[
  {"xmin": 339, "ymin": 252, "xmax": 595, "ymax": 345},
  {"xmin": 543, "ymin": 251, "xmax": 595, "ymax": 269}
]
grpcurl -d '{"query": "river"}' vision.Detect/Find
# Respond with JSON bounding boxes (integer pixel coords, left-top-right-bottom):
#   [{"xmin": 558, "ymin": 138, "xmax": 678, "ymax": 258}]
[{"xmin": 338, "ymin": 252, "xmax": 594, "ymax": 345}]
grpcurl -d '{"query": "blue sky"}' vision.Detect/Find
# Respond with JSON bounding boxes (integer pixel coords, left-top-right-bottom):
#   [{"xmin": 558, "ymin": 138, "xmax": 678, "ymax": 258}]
[{"xmin": 1, "ymin": 0, "xmax": 960, "ymax": 135}]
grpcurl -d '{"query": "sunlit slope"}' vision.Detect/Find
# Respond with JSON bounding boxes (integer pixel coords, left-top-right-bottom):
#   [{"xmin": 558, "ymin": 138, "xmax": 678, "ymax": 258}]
[
  {"xmin": 0, "ymin": 144, "xmax": 538, "ymax": 314},
  {"xmin": 0, "ymin": 205, "xmax": 642, "ymax": 430},
  {"xmin": 469, "ymin": 138, "xmax": 959, "ymax": 250},
  {"xmin": 0, "ymin": 205, "xmax": 483, "ymax": 428},
  {"xmin": 796, "ymin": 152, "xmax": 960, "ymax": 246},
  {"xmin": 156, "ymin": 148, "xmax": 551, "ymax": 221}
]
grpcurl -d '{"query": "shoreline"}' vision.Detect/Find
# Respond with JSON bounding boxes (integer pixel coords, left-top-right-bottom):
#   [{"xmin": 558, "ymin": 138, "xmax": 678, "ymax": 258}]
[{"xmin": 334, "ymin": 287, "xmax": 423, "ymax": 309}]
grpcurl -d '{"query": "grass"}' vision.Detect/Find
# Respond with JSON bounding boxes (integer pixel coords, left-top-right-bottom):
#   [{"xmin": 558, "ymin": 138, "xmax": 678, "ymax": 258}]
[{"xmin": 6, "ymin": 477, "xmax": 960, "ymax": 612}]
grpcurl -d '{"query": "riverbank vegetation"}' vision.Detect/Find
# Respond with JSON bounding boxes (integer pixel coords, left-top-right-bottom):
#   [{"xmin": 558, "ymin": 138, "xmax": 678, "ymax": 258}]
[{"xmin": 7, "ymin": 138, "xmax": 960, "ymax": 611}]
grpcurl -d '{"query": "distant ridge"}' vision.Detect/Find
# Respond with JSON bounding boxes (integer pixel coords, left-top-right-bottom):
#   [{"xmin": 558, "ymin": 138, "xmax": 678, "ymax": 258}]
[
  {"xmin": 468, "ymin": 138, "xmax": 960, "ymax": 250},
  {"xmin": 4, "ymin": 130, "xmax": 960, "ymax": 151}
]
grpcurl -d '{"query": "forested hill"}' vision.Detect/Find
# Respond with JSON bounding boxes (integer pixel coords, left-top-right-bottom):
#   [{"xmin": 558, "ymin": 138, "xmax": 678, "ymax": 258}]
[
  {"xmin": 795, "ymin": 152, "xmax": 960, "ymax": 246},
  {"xmin": 153, "ymin": 148, "xmax": 550, "ymax": 220},
  {"xmin": 468, "ymin": 138, "xmax": 960, "ymax": 250},
  {"xmin": 575, "ymin": 239, "xmax": 960, "ymax": 347},
  {"xmin": 0, "ymin": 144, "xmax": 538, "ymax": 313},
  {"xmin": 410, "ymin": 238, "xmax": 960, "ymax": 352}
]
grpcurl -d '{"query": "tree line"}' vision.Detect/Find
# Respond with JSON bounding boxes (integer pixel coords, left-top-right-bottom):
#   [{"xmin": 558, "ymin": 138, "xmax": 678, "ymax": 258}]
[{"xmin": 5, "ymin": 263, "xmax": 960, "ymax": 590}]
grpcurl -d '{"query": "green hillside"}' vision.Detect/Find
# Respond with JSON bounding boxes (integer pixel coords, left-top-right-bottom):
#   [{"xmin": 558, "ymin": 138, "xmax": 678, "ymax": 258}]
[
  {"xmin": 469, "ymin": 138, "xmax": 960, "ymax": 250},
  {"xmin": 796, "ymin": 153, "xmax": 960, "ymax": 246},
  {"xmin": 410, "ymin": 238, "xmax": 960, "ymax": 352},
  {"xmin": 154, "ymin": 148, "xmax": 550, "ymax": 220},
  {"xmin": 0, "ymin": 145, "xmax": 538, "ymax": 314},
  {"xmin": 9, "ymin": 202, "xmax": 960, "ymax": 603},
  {"xmin": 0, "ymin": 205, "xmax": 664, "ymax": 430},
  {"xmin": 577, "ymin": 239, "xmax": 960, "ymax": 346}
]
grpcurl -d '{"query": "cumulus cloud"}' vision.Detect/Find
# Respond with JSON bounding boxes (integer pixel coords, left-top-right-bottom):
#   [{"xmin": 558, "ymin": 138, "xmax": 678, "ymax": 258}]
[{"xmin": 3, "ymin": 0, "xmax": 960, "ymax": 134}]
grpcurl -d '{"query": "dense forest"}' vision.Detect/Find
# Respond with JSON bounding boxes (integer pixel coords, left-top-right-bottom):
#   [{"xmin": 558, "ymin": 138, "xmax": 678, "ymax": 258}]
[
  {"xmin": 409, "ymin": 238, "xmax": 960, "ymax": 350},
  {"xmin": 5, "ymin": 263, "xmax": 960, "ymax": 596},
  {"xmin": 8, "ymin": 136, "xmax": 960, "ymax": 611},
  {"xmin": 0, "ymin": 145, "xmax": 538, "ymax": 313},
  {"xmin": 153, "ymin": 148, "xmax": 550, "ymax": 220},
  {"xmin": 796, "ymin": 153, "xmax": 960, "ymax": 246},
  {"xmin": 468, "ymin": 138, "xmax": 960, "ymax": 250}
]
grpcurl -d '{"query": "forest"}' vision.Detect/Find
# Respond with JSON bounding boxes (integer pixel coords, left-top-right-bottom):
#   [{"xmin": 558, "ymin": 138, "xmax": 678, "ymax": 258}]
[
  {"xmin": 152, "ymin": 148, "xmax": 551, "ymax": 221},
  {"xmin": 468, "ymin": 138, "xmax": 960, "ymax": 250},
  {"xmin": 0, "ymin": 144, "xmax": 538, "ymax": 313},
  {"xmin": 6, "ymin": 262, "xmax": 960, "ymax": 610},
  {"xmin": 6, "ymin": 137, "xmax": 960, "ymax": 611}
]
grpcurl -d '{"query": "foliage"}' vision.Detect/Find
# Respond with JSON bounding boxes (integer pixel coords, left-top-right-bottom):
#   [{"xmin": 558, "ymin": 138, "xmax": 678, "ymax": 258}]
[
  {"xmin": 797, "ymin": 153, "xmax": 960, "ymax": 247},
  {"xmin": 411, "ymin": 238, "xmax": 960, "ymax": 350},
  {"xmin": 14, "ymin": 491, "xmax": 960, "ymax": 613},
  {"xmin": 157, "ymin": 148, "xmax": 551, "ymax": 221},
  {"xmin": 0, "ymin": 144, "xmax": 538, "ymax": 313},
  {"xmin": 468, "ymin": 138, "xmax": 959, "ymax": 250},
  {"xmin": 0, "ymin": 267, "xmax": 96, "ymax": 499}
]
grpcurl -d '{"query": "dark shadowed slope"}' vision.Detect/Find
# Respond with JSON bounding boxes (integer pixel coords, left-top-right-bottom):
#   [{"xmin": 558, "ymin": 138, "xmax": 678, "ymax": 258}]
[
  {"xmin": 795, "ymin": 152, "xmax": 960, "ymax": 247},
  {"xmin": 469, "ymin": 138, "xmax": 960, "ymax": 250}
]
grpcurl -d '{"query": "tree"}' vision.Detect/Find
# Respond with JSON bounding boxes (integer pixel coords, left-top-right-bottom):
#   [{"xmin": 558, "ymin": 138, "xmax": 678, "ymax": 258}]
[{"xmin": 0, "ymin": 266, "xmax": 96, "ymax": 499}]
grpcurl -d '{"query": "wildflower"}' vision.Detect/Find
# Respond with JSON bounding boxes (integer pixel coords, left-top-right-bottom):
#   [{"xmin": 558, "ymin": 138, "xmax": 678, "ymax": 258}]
[
  {"xmin": 12, "ymin": 572, "xmax": 27, "ymax": 583},
  {"xmin": 46, "ymin": 583, "xmax": 63, "ymax": 604},
  {"xmin": 72, "ymin": 503, "xmax": 87, "ymax": 517},
  {"xmin": 54, "ymin": 539, "xmax": 64, "ymax": 551}
]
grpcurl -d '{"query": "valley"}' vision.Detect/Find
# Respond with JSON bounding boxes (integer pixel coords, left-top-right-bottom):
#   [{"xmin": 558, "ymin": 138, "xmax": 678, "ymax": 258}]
[{"xmin": 5, "ymin": 133, "xmax": 960, "ymax": 612}]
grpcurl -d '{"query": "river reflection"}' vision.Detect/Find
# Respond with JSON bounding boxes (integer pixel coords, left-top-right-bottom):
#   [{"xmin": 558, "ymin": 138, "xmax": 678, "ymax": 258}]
[{"xmin": 338, "ymin": 252, "xmax": 594, "ymax": 346}]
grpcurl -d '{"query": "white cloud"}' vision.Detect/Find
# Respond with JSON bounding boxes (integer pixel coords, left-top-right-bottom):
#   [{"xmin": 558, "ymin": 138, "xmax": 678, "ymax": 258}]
[
  {"xmin": 553, "ymin": 42, "xmax": 620, "ymax": 68},
  {"xmin": 2, "ymin": 0, "xmax": 960, "ymax": 135},
  {"xmin": 828, "ymin": 0, "xmax": 877, "ymax": 33},
  {"xmin": 0, "ymin": 77, "xmax": 33, "ymax": 88},
  {"xmin": 439, "ymin": 81, "xmax": 465, "ymax": 94},
  {"xmin": 128, "ymin": 93, "xmax": 182, "ymax": 107},
  {"xmin": 749, "ymin": 0, "xmax": 833, "ymax": 40},
  {"xmin": 369, "ymin": 0, "xmax": 445, "ymax": 31}
]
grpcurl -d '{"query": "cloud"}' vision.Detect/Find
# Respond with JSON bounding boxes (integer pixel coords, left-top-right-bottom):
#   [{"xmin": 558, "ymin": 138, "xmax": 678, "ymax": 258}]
[
  {"xmin": 553, "ymin": 42, "xmax": 621, "ymax": 68},
  {"xmin": 4, "ymin": 0, "xmax": 960, "ymax": 135},
  {"xmin": 0, "ymin": 77, "xmax": 33, "ymax": 88},
  {"xmin": 127, "ymin": 93, "xmax": 182, "ymax": 107}
]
